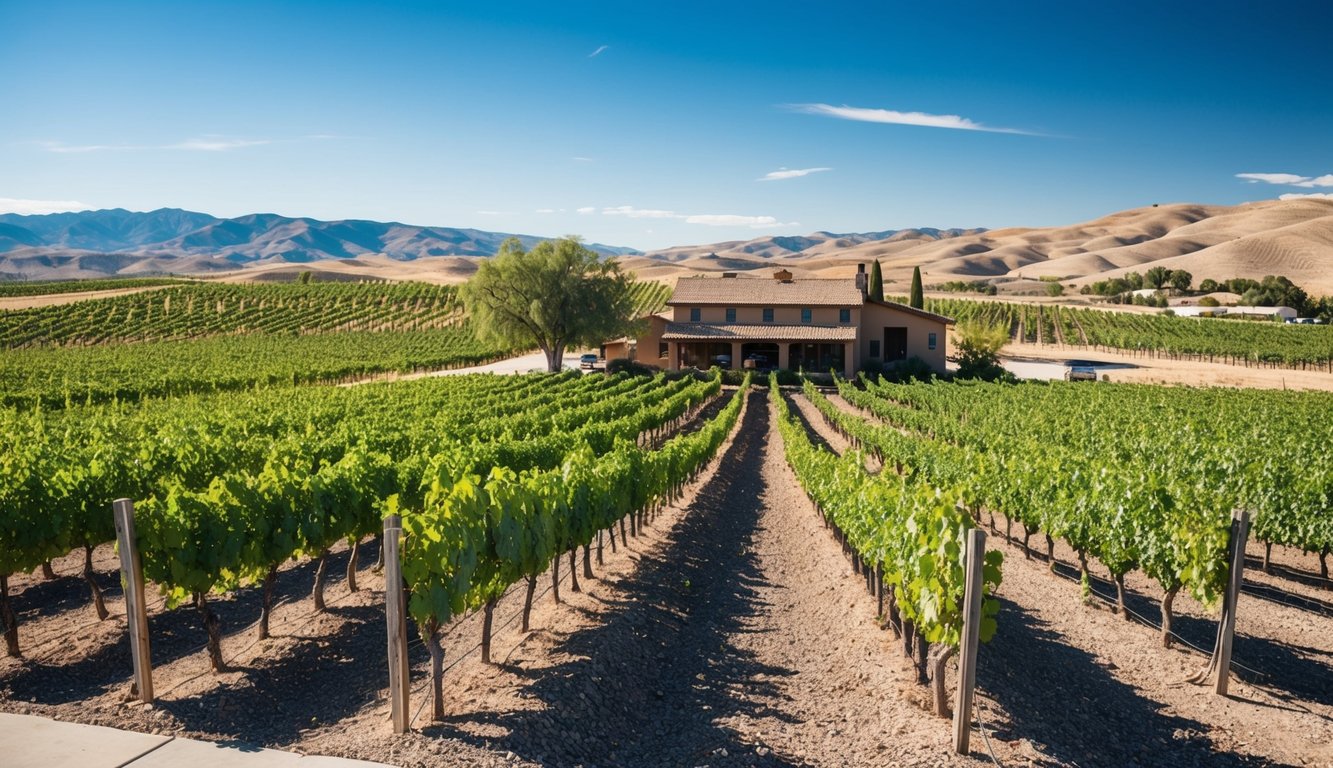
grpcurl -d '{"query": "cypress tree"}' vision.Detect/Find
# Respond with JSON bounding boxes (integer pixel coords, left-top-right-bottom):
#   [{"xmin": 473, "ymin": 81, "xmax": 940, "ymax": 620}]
[
  {"xmin": 910, "ymin": 266, "xmax": 924, "ymax": 309},
  {"xmin": 868, "ymin": 260, "xmax": 884, "ymax": 301}
]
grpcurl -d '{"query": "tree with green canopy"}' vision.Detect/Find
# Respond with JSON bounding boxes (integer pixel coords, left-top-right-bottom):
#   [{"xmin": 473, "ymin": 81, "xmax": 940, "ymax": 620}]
[
  {"xmin": 909, "ymin": 266, "xmax": 924, "ymax": 309},
  {"xmin": 463, "ymin": 236, "xmax": 641, "ymax": 372},
  {"xmin": 868, "ymin": 260, "xmax": 884, "ymax": 301}
]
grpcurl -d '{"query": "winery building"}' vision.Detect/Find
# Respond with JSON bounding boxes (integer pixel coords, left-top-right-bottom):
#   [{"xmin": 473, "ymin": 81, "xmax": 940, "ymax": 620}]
[{"xmin": 602, "ymin": 266, "xmax": 954, "ymax": 376}]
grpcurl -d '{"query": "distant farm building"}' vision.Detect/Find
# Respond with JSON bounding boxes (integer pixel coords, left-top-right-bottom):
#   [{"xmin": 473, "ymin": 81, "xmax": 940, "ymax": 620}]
[
  {"xmin": 601, "ymin": 266, "xmax": 953, "ymax": 376},
  {"xmin": 1173, "ymin": 305, "xmax": 1297, "ymax": 320}
]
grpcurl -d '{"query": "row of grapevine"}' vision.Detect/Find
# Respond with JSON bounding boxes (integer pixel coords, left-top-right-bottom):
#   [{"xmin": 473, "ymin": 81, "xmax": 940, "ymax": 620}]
[
  {"xmin": 829, "ymin": 376, "xmax": 1333, "ymax": 644},
  {"xmin": 0, "ymin": 327, "xmax": 517, "ymax": 409},
  {"xmin": 915, "ymin": 296, "xmax": 1333, "ymax": 368},
  {"xmin": 0, "ymin": 370, "xmax": 725, "ymax": 657},
  {"xmin": 0, "ymin": 277, "xmax": 188, "ymax": 298},
  {"xmin": 0, "ymin": 282, "xmax": 466, "ymax": 348},
  {"xmin": 771, "ymin": 378, "xmax": 1002, "ymax": 716},
  {"xmin": 401, "ymin": 374, "xmax": 751, "ymax": 717}
]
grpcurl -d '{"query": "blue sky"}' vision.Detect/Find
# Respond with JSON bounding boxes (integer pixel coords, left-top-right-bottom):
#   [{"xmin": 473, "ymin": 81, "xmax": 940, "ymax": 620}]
[{"xmin": 2, "ymin": 1, "xmax": 1331, "ymax": 250}]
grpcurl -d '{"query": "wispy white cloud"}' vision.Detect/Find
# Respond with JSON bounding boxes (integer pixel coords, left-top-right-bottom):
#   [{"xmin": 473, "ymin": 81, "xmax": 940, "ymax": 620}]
[
  {"xmin": 576, "ymin": 206, "xmax": 596, "ymax": 214},
  {"xmin": 39, "ymin": 141, "xmax": 139, "ymax": 153},
  {"xmin": 0, "ymin": 197, "xmax": 90, "ymax": 215},
  {"xmin": 602, "ymin": 205, "xmax": 680, "ymax": 219},
  {"xmin": 588, "ymin": 45, "xmax": 609, "ymax": 58},
  {"xmin": 684, "ymin": 214, "xmax": 797, "ymax": 228},
  {"xmin": 758, "ymin": 167, "xmax": 831, "ymax": 182},
  {"xmin": 1237, "ymin": 172, "xmax": 1333, "ymax": 188},
  {"xmin": 572, "ymin": 156, "xmax": 594, "ymax": 162},
  {"xmin": 37, "ymin": 135, "xmax": 303, "ymax": 153},
  {"xmin": 594, "ymin": 204, "xmax": 796, "ymax": 229},
  {"xmin": 784, "ymin": 103, "xmax": 1038, "ymax": 136},
  {"xmin": 534, "ymin": 208, "xmax": 557, "ymax": 214},
  {"xmin": 169, "ymin": 137, "xmax": 271, "ymax": 151},
  {"xmin": 1279, "ymin": 192, "xmax": 1333, "ymax": 200}
]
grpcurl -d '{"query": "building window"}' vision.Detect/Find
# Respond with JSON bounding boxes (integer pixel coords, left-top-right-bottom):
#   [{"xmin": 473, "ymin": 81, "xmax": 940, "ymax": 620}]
[
  {"xmin": 870, "ymin": 340, "xmax": 881, "ymax": 358},
  {"xmin": 801, "ymin": 308, "xmax": 812, "ymax": 324},
  {"xmin": 659, "ymin": 342, "xmax": 669, "ymax": 358},
  {"xmin": 928, "ymin": 332, "xmax": 938, "ymax": 350},
  {"xmin": 690, "ymin": 307, "xmax": 701, "ymax": 322},
  {"xmin": 726, "ymin": 307, "xmax": 736, "ymax": 323},
  {"xmin": 839, "ymin": 308, "xmax": 851, "ymax": 324},
  {"xmin": 762, "ymin": 308, "xmax": 774, "ymax": 323}
]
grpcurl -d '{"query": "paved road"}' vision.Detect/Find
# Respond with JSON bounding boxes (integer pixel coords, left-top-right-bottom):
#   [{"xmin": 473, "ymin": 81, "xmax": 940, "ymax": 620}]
[
  {"xmin": 422, "ymin": 349, "xmax": 589, "ymax": 377},
  {"xmin": 2, "ymin": 713, "xmax": 389, "ymax": 768}
]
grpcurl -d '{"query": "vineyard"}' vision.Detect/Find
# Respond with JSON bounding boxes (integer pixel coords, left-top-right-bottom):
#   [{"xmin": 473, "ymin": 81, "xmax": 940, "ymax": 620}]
[
  {"xmin": 0, "ymin": 277, "xmax": 189, "ymax": 298},
  {"xmin": 0, "ymin": 280, "xmax": 678, "ymax": 408},
  {"xmin": 2, "ymin": 282, "xmax": 1332, "ymax": 766},
  {"xmin": 0, "ymin": 282, "xmax": 466, "ymax": 347},
  {"xmin": 1, "ymin": 367, "xmax": 731, "ymax": 659},
  {"xmin": 915, "ymin": 296, "xmax": 1333, "ymax": 369}
]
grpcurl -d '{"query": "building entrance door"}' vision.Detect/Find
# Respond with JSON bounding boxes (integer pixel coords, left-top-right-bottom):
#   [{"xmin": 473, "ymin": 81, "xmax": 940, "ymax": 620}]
[{"xmin": 884, "ymin": 327, "xmax": 908, "ymax": 361}]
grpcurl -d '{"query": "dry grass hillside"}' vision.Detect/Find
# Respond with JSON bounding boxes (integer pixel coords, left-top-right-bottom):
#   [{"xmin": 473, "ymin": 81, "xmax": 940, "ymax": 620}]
[{"xmin": 185, "ymin": 199, "xmax": 1333, "ymax": 295}]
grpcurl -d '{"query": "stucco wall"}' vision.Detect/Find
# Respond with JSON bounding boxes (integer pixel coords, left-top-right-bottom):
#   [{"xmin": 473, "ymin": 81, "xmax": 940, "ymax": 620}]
[
  {"xmin": 604, "ymin": 315, "xmax": 670, "ymax": 367},
  {"xmin": 859, "ymin": 302, "xmax": 949, "ymax": 373}
]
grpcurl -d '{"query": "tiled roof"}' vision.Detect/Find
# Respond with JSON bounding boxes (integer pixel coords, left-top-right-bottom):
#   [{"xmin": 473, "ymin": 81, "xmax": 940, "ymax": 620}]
[
  {"xmin": 866, "ymin": 298, "xmax": 955, "ymax": 325},
  {"xmin": 667, "ymin": 276, "xmax": 863, "ymax": 307},
  {"xmin": 661, "ymin": 322, "xmax": 859, "ymax": 341}
]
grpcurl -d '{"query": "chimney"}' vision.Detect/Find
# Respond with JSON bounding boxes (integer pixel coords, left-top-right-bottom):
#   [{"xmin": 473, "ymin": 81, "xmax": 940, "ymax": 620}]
[
  {"xmin": 721, "ymin": 272, "xmax": 737, "ymax": 278},
  {"xmin": 774, "ymin": 269, "xmax": 793, "ymax": 283},
  {"xmin": 855, "ymin": 263, "xmax": 867, "ymax": 297}
]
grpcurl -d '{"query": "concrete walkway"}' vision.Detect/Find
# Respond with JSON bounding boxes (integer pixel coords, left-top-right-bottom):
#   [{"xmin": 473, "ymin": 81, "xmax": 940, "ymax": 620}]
[{"xmin": 1, "ymin": 713, "xmax": 392, "ymax": 768}]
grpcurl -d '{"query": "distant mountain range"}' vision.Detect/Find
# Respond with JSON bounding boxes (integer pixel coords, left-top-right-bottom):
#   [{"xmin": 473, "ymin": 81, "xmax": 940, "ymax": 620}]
[
  {"xmin": 0, "ymin": 208, "xmax": 643, "ymax": 280},
  {"xmin": 7, "ymin": 201, "xmax": 1328, "ymax": 296},
  {"xmin": 0, "ymin": 207, "xmax": 978, "ymax": 282}
]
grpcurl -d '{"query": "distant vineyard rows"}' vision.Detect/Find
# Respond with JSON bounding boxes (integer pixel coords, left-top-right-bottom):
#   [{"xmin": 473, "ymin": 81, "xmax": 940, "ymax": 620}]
[{"xmin": 913, "ymin": 297, "xmax": 1333, "ymax": 368}]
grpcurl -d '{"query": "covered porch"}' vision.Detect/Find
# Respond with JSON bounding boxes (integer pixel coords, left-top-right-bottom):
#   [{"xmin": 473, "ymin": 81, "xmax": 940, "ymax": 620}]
[{"xmin": 661, "ymin": 322, "xmax": 857, "ymax": 376}]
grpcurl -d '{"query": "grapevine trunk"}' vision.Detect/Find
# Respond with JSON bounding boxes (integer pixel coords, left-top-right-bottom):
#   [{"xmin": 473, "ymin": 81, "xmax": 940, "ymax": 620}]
[
  {"xmin": 41, "ymin": 561, "xmax": 57, "ymax": 580},
  {"xmin": 312, "ymin": 549, "xmax": 329, "ymax": 612},
  {"xmin": 1, "ymin": 575, "xmax": 18, "ymax": 657},
  {"xmin": 582, "ymin": 543, "xmax": 593, "ymax": 580},
  {"xmin": 194, "ymin": 591, "xmax": 225, "ymax": 673},
  {"xmin": 522, "ymin": 574, "xmax": 537, "ymax": 632},
  {"xmin": 481, "ymin": 598, "xmax": 496, "ymax": 664},
  {"xmin": 551, "ymin": 555, "xmax": 561, "ymax": 604},
  {"xmin": 346, "ymin": 538, "xmax": 360, "ymax": 593},
  {"xmin": 1114, "ymin": 573, "xmax": 1129, "ymax": 619},
  {"xmin": 568, "ymin": 549, "xmax": 580, "ymax": 593},
  {"xmin": 259, "ymin": 564, "xmax": 278, "ymax": 640},
  {"xmin": 1161, "ymin": 585, "xmax": 1179, "ymax": 648},
  {"xmin": 83, "ymin": 545, "xmax": 108, "ymax": 621},
  {"xmin": 930, "ymin": 645, "xmax": 957, "ymax": 718},
  {"xmin": 424, "ymin": 618, "xmax": 444, "ymax": 720},
  {"xmin": 1045, "ymin": 534, "xmax": 1056, "ymax": 572},
  {"xmin": 915, "ymin": 632, "xmax": 930, "ymax": 685}
]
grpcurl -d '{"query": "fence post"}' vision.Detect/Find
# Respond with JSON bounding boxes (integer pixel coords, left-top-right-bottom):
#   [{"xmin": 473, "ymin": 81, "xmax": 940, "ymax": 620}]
[
  {"xmin": 383, "ymin": 514, "xmax": 410, "ymax": 733},
  {"xmin": 1214, "ymin": 509, "xmax": 1250, "ymax": 695},
  {"xmin": 112, "ymin": 498, "xmax": 153, "ymax": 703},
  {"xmin": 953, "ymin": 528, "xmax": 986, "ymax": 754}
]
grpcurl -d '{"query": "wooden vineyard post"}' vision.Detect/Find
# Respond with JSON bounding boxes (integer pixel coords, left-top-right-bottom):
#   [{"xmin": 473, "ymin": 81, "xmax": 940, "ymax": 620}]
[
  {"xmin": 1215, "ymin": 509, "xmax": 1250, "ymax": 695},
  {"xmin": 383, "ymin": 514, "xmax": 410, "ymax": 733},
  {"xmin": 112, "ymin": 498, "xmax": 153, "ymax": 703},
  {"xmin": 953, "ymin": 528, "xmax": 985, "ymax": 754}
]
